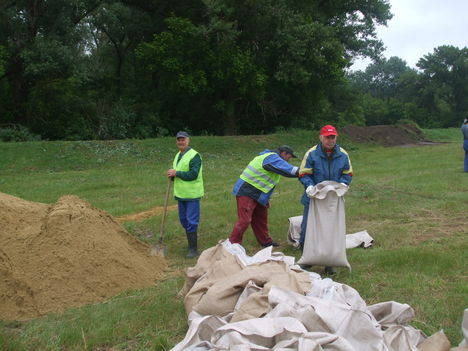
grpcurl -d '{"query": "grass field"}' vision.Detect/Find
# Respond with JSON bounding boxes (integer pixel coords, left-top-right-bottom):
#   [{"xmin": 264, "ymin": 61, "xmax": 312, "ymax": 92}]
[{"xmin": 0, "ymin": 128, "xmax": 467, "ymax": 350}]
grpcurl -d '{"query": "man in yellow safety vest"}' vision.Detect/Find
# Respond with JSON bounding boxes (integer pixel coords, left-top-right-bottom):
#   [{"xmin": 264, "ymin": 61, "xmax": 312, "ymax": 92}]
[
  {"xmin": 167, "ymin": 131, "xmax": 204, "ymax": 258},
  {"xmin": 229, "ymin": 146, "xmax": 299, "ymax": 247}
]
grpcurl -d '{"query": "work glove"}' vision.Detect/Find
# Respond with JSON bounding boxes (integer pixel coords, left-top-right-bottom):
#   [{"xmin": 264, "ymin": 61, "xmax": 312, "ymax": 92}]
[{"xmin": 306, "ymin": 185, "xmax": 315, "ymax": 197}]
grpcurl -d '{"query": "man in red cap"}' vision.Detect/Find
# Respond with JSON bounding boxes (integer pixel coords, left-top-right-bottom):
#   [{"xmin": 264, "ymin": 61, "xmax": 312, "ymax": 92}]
[{"xmin": 298, "ymin": 125, "xmax": 353, "ymax": 274}]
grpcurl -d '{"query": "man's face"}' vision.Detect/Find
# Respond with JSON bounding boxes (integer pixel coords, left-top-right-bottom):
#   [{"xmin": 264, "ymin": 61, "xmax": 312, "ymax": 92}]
[
  {"xmin": 320, "ymin": 135, "xmax": 337, "ymax": 150},
  {"xmin": 176, "ymin": 137, "xmax": 189, "ymax": 152},
  {"xmin": 280, "ymin": 151, "xmax": 293, "ymax": 161}
]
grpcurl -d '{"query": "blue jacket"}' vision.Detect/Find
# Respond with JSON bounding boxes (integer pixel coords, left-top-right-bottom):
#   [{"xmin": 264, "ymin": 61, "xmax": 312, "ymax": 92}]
[
  {"xmin": 299, "ymin": 143, "xmax": 353, "ymax": 205},
  {"xmin": 462, "ymin": 123, "xmax": 468, "ymax": 140},
  {"xmin": 233, "ymin": 150, "xmax": 299, "ymax": 206}
]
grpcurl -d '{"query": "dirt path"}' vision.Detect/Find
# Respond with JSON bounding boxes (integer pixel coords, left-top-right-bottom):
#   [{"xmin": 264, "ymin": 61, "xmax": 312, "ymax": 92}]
[{"xmin": 115, "ymin": 205, "xmax": 178, "ymax": 223}]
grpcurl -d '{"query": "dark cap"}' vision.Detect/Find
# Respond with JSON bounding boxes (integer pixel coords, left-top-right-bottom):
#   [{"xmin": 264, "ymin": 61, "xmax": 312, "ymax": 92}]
[
  {"xmin": 278, "ymin": 145, "xmax": 297, "ymax": 158},
  {"xmin": 176, "ymin": 131, "xmax": 190, "ymax": 138}
]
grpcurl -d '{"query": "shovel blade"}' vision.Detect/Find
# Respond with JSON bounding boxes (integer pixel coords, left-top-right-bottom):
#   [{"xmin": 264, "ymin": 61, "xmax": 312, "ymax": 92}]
[{"xmin": 151, "ymin": 243, "xmax": 167, "ymax": 257}]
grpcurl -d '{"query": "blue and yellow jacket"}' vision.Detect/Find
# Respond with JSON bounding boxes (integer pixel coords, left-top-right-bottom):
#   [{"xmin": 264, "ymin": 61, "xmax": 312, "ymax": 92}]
[
  {"xmin": 233, "ymin": 150, "xmax": 298, "ymax": 206},
  {"xmin": 299, "ymin": 143, "xmax": 353, "ymax": 205}
]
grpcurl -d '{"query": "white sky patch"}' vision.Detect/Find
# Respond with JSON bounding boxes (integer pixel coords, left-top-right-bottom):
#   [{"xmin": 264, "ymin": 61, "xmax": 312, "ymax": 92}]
[{"xmin": 351, "ymin": 0, "xmax": 468, "ymax": 71}]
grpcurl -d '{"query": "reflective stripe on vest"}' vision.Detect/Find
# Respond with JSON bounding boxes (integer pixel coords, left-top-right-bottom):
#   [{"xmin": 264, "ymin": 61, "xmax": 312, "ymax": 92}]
[
  {"xmin": 173, "ymin": 148, "xmax": 204, "ymax": 199},
  {"xmin": 239, "ymin": 153, "xmax": 281, "ymax": 193}
]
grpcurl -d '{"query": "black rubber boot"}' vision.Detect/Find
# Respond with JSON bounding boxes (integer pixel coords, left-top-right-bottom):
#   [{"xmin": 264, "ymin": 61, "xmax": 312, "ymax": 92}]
[{"xmin": 186, "ymin": 232, "xmax": 199, "ymax": 258}]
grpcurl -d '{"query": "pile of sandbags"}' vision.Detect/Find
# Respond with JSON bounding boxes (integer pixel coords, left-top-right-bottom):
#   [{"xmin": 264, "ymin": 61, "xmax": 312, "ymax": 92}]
[{"xmin": 173, "ymin": 240, "xmax": 464, "ymax": 351}]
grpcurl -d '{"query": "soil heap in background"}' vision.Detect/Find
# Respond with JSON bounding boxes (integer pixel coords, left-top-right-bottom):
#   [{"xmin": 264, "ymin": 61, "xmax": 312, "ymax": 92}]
[
  {"xmin": 0, "ymin": 192, "xmax": 167, "ymax": 321},
  {"xmin": 341, "ymin": 124, "xmax": 427, "ymax": 146}
]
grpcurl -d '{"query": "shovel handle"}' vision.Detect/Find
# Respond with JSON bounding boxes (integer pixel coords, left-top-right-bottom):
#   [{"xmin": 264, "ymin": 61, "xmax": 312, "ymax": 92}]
[{"xmin": 159, "ymin": 177, "xmax": 172, "ymax": 244}]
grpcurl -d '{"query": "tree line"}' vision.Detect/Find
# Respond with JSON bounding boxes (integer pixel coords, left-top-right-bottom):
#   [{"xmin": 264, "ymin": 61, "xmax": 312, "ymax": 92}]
[
  {"xmin": 0, "ymin": 0, "xmax": 466, "ymax": 141},
  {"xmin": 348, "ymin": 47, "xmax": 468, "ymax": 129}
]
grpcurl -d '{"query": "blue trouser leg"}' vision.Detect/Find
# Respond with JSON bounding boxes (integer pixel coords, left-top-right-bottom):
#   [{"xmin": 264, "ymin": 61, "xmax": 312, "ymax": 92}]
[
  {"xmin": 178, "ymin": 200, "xmax": 200, "ymax": 233},
  {"xmin": 464, "ymin": 140, "xmax": 468, "ymax": 172},
  {"xmin": 299, "ymin": 200, "xmax": 310, "ymax": 245},
  {"xmin": 178, "ymin": 200, "xmax": 189, "ymax": 231}
]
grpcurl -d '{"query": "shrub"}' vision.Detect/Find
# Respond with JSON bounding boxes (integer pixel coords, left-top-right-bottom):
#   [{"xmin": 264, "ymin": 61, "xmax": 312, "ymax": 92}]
[{"xmin": 0, "ymin": 124, "xmax": 41, "ymax": 142}]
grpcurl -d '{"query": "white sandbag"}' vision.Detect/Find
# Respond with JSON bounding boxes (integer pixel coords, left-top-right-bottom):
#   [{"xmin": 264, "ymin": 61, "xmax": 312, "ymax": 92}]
[
  {"xmin": 288, "ymin": 215, "xmax": 373, "ymax": 250},
  {"xmin": 345, "ymin": 230, "xmax": 374, "ymax": 249},
  {"xmin": 297, "ymin": 181, "xmax": 351, "ymax": 269},
  {"xmin": 287, "ymin": 215, "xmax": 303, "ymax": 248}
]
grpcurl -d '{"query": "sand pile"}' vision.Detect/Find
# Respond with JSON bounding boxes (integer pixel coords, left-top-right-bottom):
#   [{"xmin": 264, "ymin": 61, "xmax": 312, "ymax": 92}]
[{"xmin": 0, "ymin": 192, "xmax": 167, "ymax": 321}]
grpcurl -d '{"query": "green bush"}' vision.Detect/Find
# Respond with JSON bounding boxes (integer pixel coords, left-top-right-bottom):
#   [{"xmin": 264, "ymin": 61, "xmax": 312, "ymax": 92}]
[{"xmin": 0, "ymin": 124, "xmax": 41, "ymax": 142}]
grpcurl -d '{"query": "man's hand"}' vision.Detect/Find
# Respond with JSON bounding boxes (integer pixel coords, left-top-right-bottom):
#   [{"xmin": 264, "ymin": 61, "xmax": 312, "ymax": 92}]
[
  {"xmin": 167, "ymin": 169, "xmax": 177, "ymax": 178},
  {"xmin": 306, "ymin": 185, "xmax": 314, "ymax": 197}
]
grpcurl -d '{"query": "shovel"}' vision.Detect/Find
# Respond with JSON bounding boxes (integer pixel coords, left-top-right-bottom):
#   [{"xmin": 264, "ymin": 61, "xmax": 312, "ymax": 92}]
[{"xmin": 151, "ymin": 177, "xmax": 173, "ymax": 257}]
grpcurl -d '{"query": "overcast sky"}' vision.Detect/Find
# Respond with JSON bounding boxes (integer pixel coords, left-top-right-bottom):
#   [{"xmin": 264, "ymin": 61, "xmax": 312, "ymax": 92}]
[{"xmin": 351, "ymin": 0, "xmax": 468, "ymax": 71}]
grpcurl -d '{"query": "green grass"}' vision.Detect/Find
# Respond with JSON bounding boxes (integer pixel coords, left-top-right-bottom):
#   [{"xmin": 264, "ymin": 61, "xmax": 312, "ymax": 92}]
[
  {"xmin": 0, "ymin": 128, "xmax": 467, "ymax": 350},
  {"xmin": 423, "ymin": 128, "xmax": 463, "ymax": 142}
]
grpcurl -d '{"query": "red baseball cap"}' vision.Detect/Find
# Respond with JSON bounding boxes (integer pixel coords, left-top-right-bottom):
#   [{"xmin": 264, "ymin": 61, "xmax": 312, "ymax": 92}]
[{"xmin": 320, "ymin": 125, "xmax": 338, "ymax": 136}]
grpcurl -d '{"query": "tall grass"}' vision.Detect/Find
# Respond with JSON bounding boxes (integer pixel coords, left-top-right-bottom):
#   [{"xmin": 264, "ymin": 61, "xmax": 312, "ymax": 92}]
[{"xmin": 0, "ymin": 128, "xmax": 466, "ymax": 350}]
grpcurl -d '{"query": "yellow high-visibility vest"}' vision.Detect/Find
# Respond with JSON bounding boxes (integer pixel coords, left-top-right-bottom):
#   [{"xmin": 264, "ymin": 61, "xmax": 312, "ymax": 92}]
[
  {"xmin": 173, "ymin": 149, "xmax": 204, "ymax": 199},
  {"xmin": 239, "ymin": 153, "xmax": 280, "ymax": 193}
]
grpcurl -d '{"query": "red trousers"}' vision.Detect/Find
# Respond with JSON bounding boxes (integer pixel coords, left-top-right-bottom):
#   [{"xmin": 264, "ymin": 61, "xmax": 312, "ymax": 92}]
[{"xmin": 229, "ymin": 196, "xmax": 272, "ymax": 245}]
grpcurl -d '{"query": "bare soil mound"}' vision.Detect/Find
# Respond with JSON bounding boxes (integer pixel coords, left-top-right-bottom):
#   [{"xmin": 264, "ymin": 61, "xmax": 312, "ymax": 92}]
[
  {"xmin": 0, "ymin": 192, "xmax": 167, "ymax": 321},
  {"xmin": 341, "ymin": 124, "xmax": 428, "ymax": 146}
]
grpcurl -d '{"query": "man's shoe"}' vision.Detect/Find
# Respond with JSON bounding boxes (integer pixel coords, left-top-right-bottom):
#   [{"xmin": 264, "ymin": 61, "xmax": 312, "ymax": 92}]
[
  {"xmin": 186, "ymin": 232, "xmax": 199, "ymax": 258},
  {"xmin": 299, "ymin": 264, "xmax": 311, "ymax": 270},
  {"xmin": 186, "ymin": 248, "xmax": 198, "ymax": 259},
  {"xmin": 324, "ymin": 266, "xmax": 336, "ymax": 275},
  {"xmin": 261, "ymin": 241, "xmax": 279, "ymax": 247}
]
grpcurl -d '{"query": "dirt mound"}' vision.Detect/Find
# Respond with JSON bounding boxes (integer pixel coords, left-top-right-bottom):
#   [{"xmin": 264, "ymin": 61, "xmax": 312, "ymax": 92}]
[
  {"xmin": 0, "ymin": 192, "xmax": 167, "ymax": 321},
  {"xmin": 341, "ymin": 124, "xmax": 427, "ymax": 146}
]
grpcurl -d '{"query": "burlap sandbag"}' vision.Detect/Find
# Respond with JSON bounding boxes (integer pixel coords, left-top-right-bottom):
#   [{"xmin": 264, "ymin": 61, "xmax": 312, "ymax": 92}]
[
  {"xmin": 193, "ymin": 260, "xmax": 311, "ymax": 318},
  {"xmin": 179, "ymin": 242, "xmax": 245, "ymax": 314},
  {"xmin": 297, "ymin": 181, "xmax": 351, "ymax": 269},
  {"xmin": 418, "ymin": 330, "xmax": 450, "ymax": 351}
]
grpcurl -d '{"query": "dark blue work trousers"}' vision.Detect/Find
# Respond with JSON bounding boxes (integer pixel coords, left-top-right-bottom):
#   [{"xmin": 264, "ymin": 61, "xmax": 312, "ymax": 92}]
[
  {"xmin": 464, "ymin": 140, "xmax": 468, "ymax": 172},
  {"xmin": 178, "ymin": 199, "xmax": 200, "ymax": 233}
]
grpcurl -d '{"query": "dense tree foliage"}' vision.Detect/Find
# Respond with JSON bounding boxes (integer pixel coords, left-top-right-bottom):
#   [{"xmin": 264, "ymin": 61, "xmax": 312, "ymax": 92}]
[
  {"xmin": 349, "ymin": 46, "xmax": 468, "ymax": 128},
  {"xmin": 416, "ymin": 46, "xmax": 468, "ymax": 127},
  {"xmin": 0, "ymin": 1, "xmax": 466, "ymax": 140},
  {"xmin": 0, "ymin": 0, "xmax": 393, "ymax": 139}
]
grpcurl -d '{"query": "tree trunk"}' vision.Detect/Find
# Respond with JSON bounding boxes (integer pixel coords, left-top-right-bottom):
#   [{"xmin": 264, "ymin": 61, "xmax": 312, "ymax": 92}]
[{"xmin": 223, "ymin": 100, "xmax": 238, "ymax": 135}]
